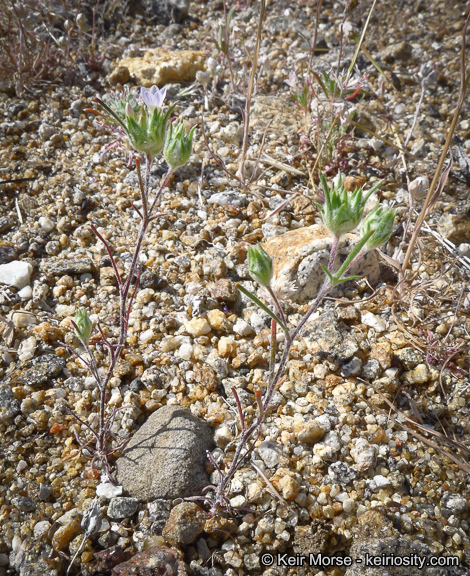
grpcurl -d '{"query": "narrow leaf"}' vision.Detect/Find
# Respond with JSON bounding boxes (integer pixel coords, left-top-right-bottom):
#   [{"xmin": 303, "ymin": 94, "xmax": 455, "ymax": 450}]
[
  {"xmin": 236, "ymin": 284, "xmax": 289, "ymax": 336},
  {"xmin": 362, "ymin": 179, "xmax": 383, "ymax": 205},
  {"xmin": 94, "ymin": 97, "xmax": 128, "ymax": 133},
  {"xmin": 335, "ymin": 274, "xmax": 359, "ymax": 284},
  {"xmin": 320, "ymin": 264, "xmax": 334, "ymax": 283},
  {"xmin": 227, "ymin": 5, "xmax": 236, "ymax": 28}
]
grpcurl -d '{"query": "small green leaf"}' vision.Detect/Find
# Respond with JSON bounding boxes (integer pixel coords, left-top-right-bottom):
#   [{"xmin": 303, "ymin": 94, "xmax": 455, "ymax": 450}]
[
  {"xmin": 236, "ymin": 284, "xmax": 289, "ymax": 336},
  {"xmin": 335, "ymin": 274, "xmax": 360, "ymax": 284},
  {"xmin": 227, "ymin": 6, "xmax": 236, "ymax": 28},
  {"xmin": 95, "ymin": 97, "xmax": 128, "ymax": 134},
  {"xmin": 320, "ymin": 264, "xmax": 334, "ymax": 283}
]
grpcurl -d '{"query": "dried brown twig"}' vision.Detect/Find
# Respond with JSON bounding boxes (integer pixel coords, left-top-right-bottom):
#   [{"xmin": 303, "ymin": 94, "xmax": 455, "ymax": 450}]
[{"xmin": 400, "ymin": 12, "xmax": 470, "ymax": 280}]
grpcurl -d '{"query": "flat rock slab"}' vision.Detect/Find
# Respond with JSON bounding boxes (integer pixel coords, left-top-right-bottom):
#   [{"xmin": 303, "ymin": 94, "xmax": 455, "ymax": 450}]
[
  {"xmin": 264, "ymin": 224, "xmax": 380, "ymax": 303},
  {"xmin": 116, "ymin": 405, "xmax": 214, "ymax": 501},
  {"xmin": 116, "ymin": 49, "xmax": 206, "ymax": 87},
  {"xmin": 18, "ymin": 355, "xmax": 65, "ymax": 387},
  {"xmin": 39, "ymin": 258, "xmax": 94, "ymax": 276}
]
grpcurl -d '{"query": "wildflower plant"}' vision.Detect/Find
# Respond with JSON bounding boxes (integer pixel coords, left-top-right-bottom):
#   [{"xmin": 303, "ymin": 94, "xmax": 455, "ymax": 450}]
[
  {"xmin": 91, "ymin": 87, "xmax": 176, "ymax": 163},
  {"xmin": 62, "ymin": 85, "xmax": 196, "ymax": 482},
  {"xmin": 210, "ymin": 1, "xmax": 237, "ymax": 90},
  {"xmin": 196, "ymin": 173, "xmax": 395, "ymax": 515},
  {"xmin": 285, "ymin": 71, "xmax": 314, "ymax": 131},
  {"xmin": 294, "ymin": 67, "xmax": 367, "ymax": 174}
]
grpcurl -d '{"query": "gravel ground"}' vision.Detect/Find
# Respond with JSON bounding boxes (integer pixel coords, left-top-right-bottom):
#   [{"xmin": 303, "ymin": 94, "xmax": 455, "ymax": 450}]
[{"xmin": 1, "ymin": 0, "xmax": 470, "ymax": 575}]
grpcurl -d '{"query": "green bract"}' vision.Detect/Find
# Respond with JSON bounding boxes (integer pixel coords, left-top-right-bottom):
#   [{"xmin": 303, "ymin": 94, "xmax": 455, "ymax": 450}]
[
  {"xmin": 74, "ymin": 309, "xmax": 93, "ymax": 344},
  {"xmin": 317, "ymin": 173, "xmax": 382, "ymax": 238},
  {"xmin": 125, "ymin": 104, "xmax": 175, "ymax": 158},
  {"xmin": 95, "ymin": 89, "xmax": 175, "ymax": 160},
  {"xmin": 360, "ymin": 205, "xmax": 396, "ymax": 250},
  {"xmin": 106, "ymin": 88, "xmax": 140, "ymax": 123},
  {"xmin": 248, "ymin": 244, "xmax": 273, "ymax": 287},
  {"xmin": 164, "ymin": 121, "xmax": 196, "ymax": 169}
]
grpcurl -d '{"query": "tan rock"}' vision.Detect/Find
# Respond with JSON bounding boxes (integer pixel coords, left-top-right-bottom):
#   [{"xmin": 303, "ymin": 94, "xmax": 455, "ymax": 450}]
[
  {"xmin": 204, "ymin": 515, "xmax": 237, "ymax": 540},
  {"xmin": 162, "ymin": 502, "xmax": 205, "ymax": 547},
  {"xmin": 253, "ymin": 328, "xmax": 270, "ymax": 347},
  {"xmin": 193, "ymin": 363, "xmax": 218, "ymax": 392},
  {"xmin": 33, "ymin": 322, "xmax": 63, "ymax": 342},
  {"xmin": 12, "ymin": 312, "xmax": 37, "ymax": 328},
  {"xmin": 404, "ymin": 363, "xmax": 430, "ymax": 385},
  {"xmin": 52, "ymin": 516, "xmax": 81, "ymax": 550},
  {"xmin": 218, "ymin": 336, "xmax": 237, "ymax": 357},
  {"xmin": 270, "ymin": 468, "xmax": 301, "ymax": 500},
  {"xmin": 292, "ymin": 419, "xmax": 325, "ymax": 445},
  {"xmin": 211, "ymin": 278, "xmax": 238, "ymax": 302},
  {"xmin": 117, "ymin": 49, "xmax": 206, "ymax": 87},
  {"xmin": 185, "ymin": 317, "xmax": 211, "ymax": 337},
  {"xmin": 247, "ymin": 351, "xmax": 264, "ymax": 368},
  {"xmin": 207, "ymin": 309, "xmax": 229, "ymax": 331},
  {"xmin": 264, "ymin": 224, "xmax": 380, "ymax": 303},
  {"xmin": 100, "ymin": 267, "xmax": 116, "ymax": 286},
  {"xmin": 108, "ymin": 65, "xmax": 131, "ymax": 85},
  {"xmin": 370, "ymin": 341, "xmax": 392, "ymax": 369}
]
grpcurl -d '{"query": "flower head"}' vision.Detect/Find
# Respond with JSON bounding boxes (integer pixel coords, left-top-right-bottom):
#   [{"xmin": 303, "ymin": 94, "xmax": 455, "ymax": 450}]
[
  {"xmin": 247, "ymin": 244, "xmax": 273, "ymax": 287},
  {"xmin": 140, "ymin": 85, "xmax": 167, "ymax": 110},
  {"xmin": 360, "ymin": 205, "xmax": 396, "ymax": 251},
  {"xmin": 125, "ymin": 104, "xmax": 175, "ymax": 158},
  {"xmin": 74, "ymin": 309, "xmax": 93, "ymax": 344},
  {"xmin": 285, "ymin": 70, "xmax": 297, "ymax": 89},
  {"xmin": 164, "ymin": 121, "xmax": 196, "ymax": 169},
  {"xmin": 93, "ymin": 87, "xmax": 175, "ymax": 160},
  {"xmin": 317, "ymin": 173, "xmax": 382, "ymax": 238}
]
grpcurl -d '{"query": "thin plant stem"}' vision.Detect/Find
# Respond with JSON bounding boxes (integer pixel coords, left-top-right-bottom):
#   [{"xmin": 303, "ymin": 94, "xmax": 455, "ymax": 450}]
[
  {"xmin": 346, "ymin": 0, "xmax": 378, "ymax": 83},
  {"xmin": 267, "ymin": 287, "xmax": 287, "ymax": 327},
  {"xmin": 222, "ymin": 0, "xmax": 236, "ymax": 91},
  {"xmin": 328, "ymin": 236, "xmax": 340, "ymax": 273},
  {"xmin": 268, "ymin": 318, "xmax": 277, "ymax": 385},
  {"xmin": 237, "ymin": 0, "xmax": 266, "ymax": 183},
  {"xmin": 74, "ymin": 154, "xmax": 171, "ymax": 478},
  {"xmin": 307, "ymin": 0, "xmax": 323, "ymax": 75}
]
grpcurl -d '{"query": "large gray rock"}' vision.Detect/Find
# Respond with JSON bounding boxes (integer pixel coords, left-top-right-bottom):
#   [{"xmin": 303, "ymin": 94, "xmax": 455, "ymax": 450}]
[
  {"xmin": 10, "ymin": 537, "xmax": 62, "ymax": 576},
  {"xmin": 39, "ymin": 257, "xmax": 94, "ymax": 276},
  {"xmin": 302, "ymin": 310, "xmax": 359, "ymax": 367},
  {"xmin": 116, "ymin": 405, "xmax": 214, "ymax": 501},
  {"xmin": 19, "ymin": 355, "xmax": 65, "ymax": 387},
  {"xmin": 264, "ymin": 224, "xmax": 380, "ymax": 303}
]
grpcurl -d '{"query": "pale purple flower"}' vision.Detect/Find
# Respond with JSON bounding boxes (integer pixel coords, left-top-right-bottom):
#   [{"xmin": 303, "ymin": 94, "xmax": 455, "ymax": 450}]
[
  {"xmin": 140, "ymin": 85, "xmax": 167, "ymax": 110},
  {"xmin": 285, "ymin": 70, "xmax": 297, "ymax": 89}
]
